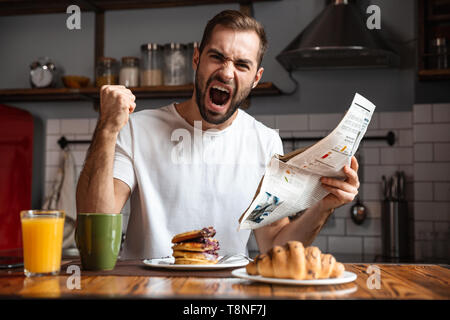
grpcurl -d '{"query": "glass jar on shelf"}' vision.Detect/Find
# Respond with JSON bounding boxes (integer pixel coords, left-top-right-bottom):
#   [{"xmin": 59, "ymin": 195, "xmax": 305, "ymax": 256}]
[
  {"xmin": 163, "ymin": 43, "xmax": 188, "ymax": 86},
  {"xmin": 119, "ymin": 56, "xmax": 140, "ymax": 87},
  {"xmin": 140, "ymin": 43, "xmax": 163, "ymax": 86},
  {"xmin": 95, "ymin": 57, "xmax": 119, "ymax": 87},
  {"xmin": 186, "ymin": 41, "xmax": 199, "ymax": 84}
]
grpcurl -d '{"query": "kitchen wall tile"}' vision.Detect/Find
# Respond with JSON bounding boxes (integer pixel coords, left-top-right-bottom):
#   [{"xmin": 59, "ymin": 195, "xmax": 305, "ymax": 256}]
[
  {"xmin": 380, "ymin": 112, "xmax": 412, "ymax": 129},
  {"xmin": 311, "ymin": 235, "xmax": 328, "ymax": 252},
  {"xmin": 346, "ymin": 218, "xmax": 381, "ymax": 236},
  {"xmin": 364, "ymin": 129, "xmax": 397, "ymax": 147},
  {"xmin": 434, "ymin": 182, "xmax": 450, "ymax": 201},
  {"xmin": 89, "ymin": 118, "xmax": 98, "ymax": 134},
  {"xmin": 380, "ymin": 147, "xmax": 413, "ymax": 165},
  {"xmin": 434, "ymin": 143, "xmax": 450, "ymax": 162},
  {"xmin": 363, "ymin": 236, "xmax": 382, "ymax": 255},
  {"xmin": 45, "ymin": 166, "xmax": 59, "ymax": 182},
  {"xmin": 361, "ymin": 183, "xmax": 381, "ymax": 201},
  {"xmin": 308, "ymin": 113, "xmax": 342, "ymax": 131},
  {"xmin": 333, "ymin": 203, "xmax": 353, "ymax": 218},
  {"xmin": 414, "ymin": 143, "xmax": 433, "ymax": 162},
  {"xmin": 398, "ymin": 129, "xmax": 413, "ymax": 146},
  {"xmin": 46, "ymin": 119, "xmax": 60, "ymax": 135},
  {"xmin": 362, "ymin": 165, "xmax": 399, "ymax": 183},
  {"xmin": 414, "ymin": 123, "xmax": 450, "ymax": 142},
  {"xmin": 361, "ymin": 148, "xmax": 380, "ymax": 165},
  {"xmin": 415, "ymin": 240, "xmax": 433, "ymax": 261},
  {"xmin": 319, "ymin": 217, "xmax": 346, "ymax": 236},
  {"xmin": 432, "ymin": 103, "xmax": 450, "ymax": 123},
  {"xmin": 45, "ymin": 151, "xmax": 61, "ymax": 166},
  {"xmin": 414, "ymin": 202, "xmax": 450, "ymax": 221},
  {"xmin": 275, "ymin": 114, "xmax": 308, "ymax": 131},
  {"xmin": 60, "ymin": 119, "xmax": 90, "ymax": 135},
  {"xmin": 414, "ymin": 182, "xmax": 434, "ymax": 201},
  {"xmin": 414, "ymin": 221, "xmax": 434, "ymax": 240},
  {"xmin": 328, "ymin": 236, "xmax": 362, "ymax": 254},
  {"xmin": 362, "ymin": 201, "xmax": 382, "ymax": 218},
  {"xmin": 414, "ymin": 162, "xmax": 450, "ymax": 182},
  {"xmin": 413, "ymin": 104, "xmax": 432, "ymax": 124},
  {"xmin": 46, "ymin": 135, "xmax": 61, "ymax": 151},
  {"xmin": 254, "ymin": 115, "xmax": 276, "ymax": 129}
]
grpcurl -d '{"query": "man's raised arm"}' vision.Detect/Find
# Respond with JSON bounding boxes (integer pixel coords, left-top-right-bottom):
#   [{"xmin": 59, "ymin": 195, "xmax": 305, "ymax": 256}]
[{"xmin": 76, "ymin": 85, "xmax": 136, "ymax": 214}]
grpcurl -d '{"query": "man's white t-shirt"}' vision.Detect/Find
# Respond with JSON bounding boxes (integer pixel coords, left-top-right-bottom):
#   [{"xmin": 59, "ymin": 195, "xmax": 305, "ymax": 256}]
[{"xmin": 113, "ymin": 103, "xmax": 283, "ymax": 259}]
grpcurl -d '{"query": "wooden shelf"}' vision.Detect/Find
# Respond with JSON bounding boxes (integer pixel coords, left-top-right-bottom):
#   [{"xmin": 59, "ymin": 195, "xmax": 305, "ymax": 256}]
[
  {"xmin": 0, "ymin": 82, "xmax": 281, "ymax": 102},
  {"xmin": 0, "ymin": 0, "xmax": 279, "ymax": 16},
  {"xmin": 418, "ymin": 69, "xmax": 450, "ymax": 80}
]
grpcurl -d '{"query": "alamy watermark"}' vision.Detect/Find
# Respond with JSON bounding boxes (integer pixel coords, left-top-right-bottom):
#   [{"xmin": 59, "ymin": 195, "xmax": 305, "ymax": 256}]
[
  {"xmin": 66, "ymin": 5, "xmax": 81, "ymax": 30},
  {"xmin": 366, "ymin": 264, "xmax": 381, "ymax": 289},
  {"xmin": 66, "ymin": 264, "xmax": 81, "ymax": 290}
]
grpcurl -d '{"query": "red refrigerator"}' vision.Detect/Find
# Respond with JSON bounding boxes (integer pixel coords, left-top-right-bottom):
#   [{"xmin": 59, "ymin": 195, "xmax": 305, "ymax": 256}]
[{"xmin": 0, "ymin": 104, "xmax": 33, "ymax": 252}]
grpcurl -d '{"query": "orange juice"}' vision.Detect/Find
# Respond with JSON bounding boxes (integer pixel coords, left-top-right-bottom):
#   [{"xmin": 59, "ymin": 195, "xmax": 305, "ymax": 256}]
[{"xmin": 21, "ymin": 211, "xmax": 65, "ymax": 276}]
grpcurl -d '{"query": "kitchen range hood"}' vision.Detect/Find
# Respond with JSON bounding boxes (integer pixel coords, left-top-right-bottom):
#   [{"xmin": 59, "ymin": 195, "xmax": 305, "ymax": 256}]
[{"xmin": 276, "ymin": 0, "xmax": 400, "ymax": 70}]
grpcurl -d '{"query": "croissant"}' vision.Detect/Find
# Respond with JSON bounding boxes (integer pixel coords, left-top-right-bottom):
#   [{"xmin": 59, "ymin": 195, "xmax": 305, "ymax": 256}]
[{"xmin": 246, "ymin": 241, "xmax": 345, "ymax": 280}]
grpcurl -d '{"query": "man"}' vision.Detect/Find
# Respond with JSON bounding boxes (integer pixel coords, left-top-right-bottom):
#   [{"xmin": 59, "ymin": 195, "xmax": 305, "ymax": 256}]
[{"xmin": 76, "ymin": 10, "xmax": 359, "ymax": 259}]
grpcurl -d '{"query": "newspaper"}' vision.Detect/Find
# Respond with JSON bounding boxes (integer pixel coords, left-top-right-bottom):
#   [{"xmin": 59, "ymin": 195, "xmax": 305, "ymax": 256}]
[{"xmin": 238, "ymin": 93, "xmax": 376, "ymax": 230}]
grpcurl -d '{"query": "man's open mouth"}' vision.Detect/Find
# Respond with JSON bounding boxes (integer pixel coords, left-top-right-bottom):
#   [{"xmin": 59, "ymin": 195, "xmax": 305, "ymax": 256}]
[{"xmin": 207, "ymin": 83, "xmax": 232, "ymax": 111}]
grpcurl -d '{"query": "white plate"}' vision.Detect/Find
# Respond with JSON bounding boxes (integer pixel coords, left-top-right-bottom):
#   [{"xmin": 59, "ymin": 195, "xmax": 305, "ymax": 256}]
[
  {"xmin": 231, "ymin": 268, "xmax": 357, "ymax": 285},
  {"xmin": 142, "ymin": 256, "xmax": 249, "ymax": 270}
]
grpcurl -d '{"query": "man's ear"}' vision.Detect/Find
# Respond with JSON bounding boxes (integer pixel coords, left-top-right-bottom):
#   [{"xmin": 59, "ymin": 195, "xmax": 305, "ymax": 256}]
[
  {"xmin": 193, "ymin": 47, "xmax": 200, "ymax": 71},
  {"xmin": 252, "ymin": 67, "xmax": 264, "ymax": 89}
]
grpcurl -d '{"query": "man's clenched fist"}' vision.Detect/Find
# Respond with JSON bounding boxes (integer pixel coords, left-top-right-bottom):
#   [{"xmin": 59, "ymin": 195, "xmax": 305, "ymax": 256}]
[{"xmin": 98, "ymin": 85, "xmax": 136, "ymax": 134}]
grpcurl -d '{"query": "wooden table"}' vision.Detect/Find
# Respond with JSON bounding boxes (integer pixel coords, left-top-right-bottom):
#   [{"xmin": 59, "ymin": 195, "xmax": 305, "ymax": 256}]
[{"xmin": 0, "ymin": 262, "xmax": 448, "ymax": 300}]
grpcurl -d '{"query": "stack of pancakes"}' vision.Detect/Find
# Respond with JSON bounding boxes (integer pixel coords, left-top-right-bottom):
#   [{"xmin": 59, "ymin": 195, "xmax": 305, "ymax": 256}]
[{"xmin": 171, "ymin": 227, "xmax": 220, "ymax": 265}]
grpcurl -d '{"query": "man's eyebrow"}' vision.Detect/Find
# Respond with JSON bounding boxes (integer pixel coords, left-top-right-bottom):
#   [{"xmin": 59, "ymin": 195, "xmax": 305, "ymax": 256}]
[{"xmin": 206, "ymin": 48, "xmax": 253, "ymax": 67}]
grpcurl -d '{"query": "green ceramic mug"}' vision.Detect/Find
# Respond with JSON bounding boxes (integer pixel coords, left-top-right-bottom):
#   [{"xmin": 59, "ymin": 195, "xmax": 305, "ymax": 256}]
[{"xmin": 75, "ymin": 213, "xmax": 122, "ymax": 271}]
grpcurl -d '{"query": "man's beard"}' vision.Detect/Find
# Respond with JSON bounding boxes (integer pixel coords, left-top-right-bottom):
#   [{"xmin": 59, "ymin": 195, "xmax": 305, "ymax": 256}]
[{"xmin": 195, "ymin": 70, "xmax": 252, "ymax": 125}]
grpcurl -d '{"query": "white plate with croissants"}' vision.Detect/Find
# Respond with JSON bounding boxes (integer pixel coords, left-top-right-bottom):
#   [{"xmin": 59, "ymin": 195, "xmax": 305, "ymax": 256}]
[{"xmin": 232, "ymin": 241, "xmax": 357, "ymax": 285}]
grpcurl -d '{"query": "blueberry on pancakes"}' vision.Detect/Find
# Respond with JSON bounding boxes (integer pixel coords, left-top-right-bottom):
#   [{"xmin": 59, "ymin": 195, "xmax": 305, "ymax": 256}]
[{"xmin": 171, "ymin": 227, "xmax": 220, "ymax": 265}]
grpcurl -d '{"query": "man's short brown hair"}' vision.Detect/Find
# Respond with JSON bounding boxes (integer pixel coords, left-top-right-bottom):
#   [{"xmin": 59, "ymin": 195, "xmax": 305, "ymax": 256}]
[{"xmin": 199, "ymin": 10, "xmax": 268, "ymax": 68}]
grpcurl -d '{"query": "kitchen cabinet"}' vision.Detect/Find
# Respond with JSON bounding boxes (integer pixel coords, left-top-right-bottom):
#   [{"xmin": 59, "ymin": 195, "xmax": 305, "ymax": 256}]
[{"xmin": 0, "ymin": 0, "xmax": 281, "ymax": 105}]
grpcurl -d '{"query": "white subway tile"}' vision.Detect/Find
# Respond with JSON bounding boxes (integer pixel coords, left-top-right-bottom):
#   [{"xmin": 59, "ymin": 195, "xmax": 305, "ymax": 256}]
[
  {"xmin": 363, "ymin": 237, "xmax": 382, "ymax": 255},
  {"xmin": 434, "ymin": 182, "xmax": 450, "ymax": 201},
  {"xmin": 414, "ymin": 162, "xmax": 450, "ymax": 181},
  {"xmin": 361, "ymin": 183, "xmax": 381, "ymax": 200},
  {"xmin": 333, "ymin": 203, "xmax": 353, "ymax": 218},
  {"xmin": 434, "ymin": 143, "xmax": 450, "ymax": 161},
  {"xmin": 432, "ymin": 103, "xmax": 450, "ymax": 123},
  {"xmin": 45, "ymin": 151, "xmax": 61, "ymax": 166},
  {"xmin": 380, "ymin": 112, "xmax": 412, "ymax": 129},
  {"xmin": 380, "ymin": 147, "xmax": 413, "ymax": 165},
  {"xmin": 89, "ymin": 118, "xmax": 98, "ymax": 134},
  {"xmin": 414, "ymin": 123, "xmax": 450, "ymax": 142},
  {"xmin": 276, "ymin": 114, "xmax": 308, "ymax": 131},
  {"xmin": 45, "ymin": 166, "xmax": 60, "ymax": 182},
  {"xmin": 361, "ymin": 148, "xmax": 380, "ymax": 165},
  {"xmin": 60, "ymin": 119, "xmax": 90, "ymax": 135},
  {"xmin": 398, "ymin": 130, "xmax": 413, "ymax": 146},
  {"xmin": 364, "ymin": 201, "xmax": 382, "ymax": 218},
  {"xmin": 320, "ymin": 217, "xmax": 346, "ymax": 236},
  {"xmin": 46, "ymin": 119, "xmax": 60, "ymax": 135},
  {"xmin": 413, "ymin": 104, "xmax": 432, "ymax": 124},
  {"xmin": 311, "ymin": 235, "xmax": 328, "ymax": 252},
  {"xmin": 346, "ymin": 218, "xmax": 381, "ymax": 236},
  {"xmin": 308, "ymin": 113, "xmax": 342, "ymax": 131},
  {"xmin": 254, "ymin": 115, "xmax": 276, "ymax": 129},
  {"xmin": 46, "ymin": 135, "xmax": 60, "ymax": 151},
  {"xmin": 328, "ymin": 236, "xmax": 363, "ymax": 254},
  {"xmin": 414, "ymin": 221, "xmax": 434, "ymax": 240},
  {"xmin": 362, "ymin": 165, "xmax": 399, "ymax": 183},
  {"xmin": 414, "ymin": 202, "xmax": 450, "ymax": 221},
  {"xmin": 414, "ymin": 143, "xmax": 433, "ymax": 162},
  {"xmin": 414, "ymin": 182, "xmax": 434, "ymax": 201}
]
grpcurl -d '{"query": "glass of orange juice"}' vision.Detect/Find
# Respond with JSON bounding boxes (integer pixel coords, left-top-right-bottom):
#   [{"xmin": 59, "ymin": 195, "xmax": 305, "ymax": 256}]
[{"xmin": 20, "ymin": 210, "xmax": 65, "ymax": 277}]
